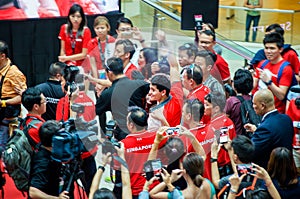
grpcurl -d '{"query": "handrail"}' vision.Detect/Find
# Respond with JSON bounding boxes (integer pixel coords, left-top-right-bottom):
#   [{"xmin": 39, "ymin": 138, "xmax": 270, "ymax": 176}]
[
  {"xmin": 142, "ymin": 0, "xmax": 255, "ymax": 61},
  {"xmin": 156, "ymin": 0, "xmax": 300, "ymax": 13},
  {"xmin": 142, "ymin": 0, "xmax": 181, "ymax": 22},
  {"xmin": 219, "ymin": 5, "xmax": 300, "ymax": 13}
]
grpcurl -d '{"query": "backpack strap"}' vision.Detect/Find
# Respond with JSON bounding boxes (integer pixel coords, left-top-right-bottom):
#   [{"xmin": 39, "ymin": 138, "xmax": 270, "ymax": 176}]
[
  {"xmin": 260, "ymin": 60, "xmax": 269, "ymax": 70},
  {"xmin": 277, "ymin": 61, "xmax": 290, "ymax": 84},
  {"xmin": 235, "ymin": 176, "xmax": 257, "ymax": 198},
  {"xmin": 20, "ymin": 116, "xmax": 42, "ymax": 150},
  {"xmin": 236, "ymin": 95, "xmax": 245, "ymax": 103}
]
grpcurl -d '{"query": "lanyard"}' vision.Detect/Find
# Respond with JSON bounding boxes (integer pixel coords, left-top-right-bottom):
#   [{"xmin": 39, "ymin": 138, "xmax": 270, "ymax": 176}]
[
  {"xmin": 70, "ymin": 30, "xmax": 82, "ymax": 54},
  {"xmin": 98, "ymin": 36, "xmax": 108, "ymax": 64}
]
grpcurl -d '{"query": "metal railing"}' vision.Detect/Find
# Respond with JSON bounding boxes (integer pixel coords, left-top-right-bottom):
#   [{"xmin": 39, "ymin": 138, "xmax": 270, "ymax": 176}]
[{"xmin": 141, "ymin": 0, "xmax": 255, "ymax": 62}]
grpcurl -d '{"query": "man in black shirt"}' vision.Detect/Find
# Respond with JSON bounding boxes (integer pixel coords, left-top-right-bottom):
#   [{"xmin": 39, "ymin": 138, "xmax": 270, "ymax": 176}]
[
  {"xmin": 35, "ymin": 62, "xmax": 65, "ymax": 121},
  {"xmin": 29, "ymin": 120, "xmax": 70, "ymax": 198},
  {"xmin": 95, "ymin": 57, "xmax": 149, "ymax": 140}
]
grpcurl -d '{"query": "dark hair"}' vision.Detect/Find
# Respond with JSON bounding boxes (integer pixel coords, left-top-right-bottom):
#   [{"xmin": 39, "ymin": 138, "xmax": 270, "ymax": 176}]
[
  {"xmin": 140, "ymin": 48, "xmax": 158, "ymax": 79},
  {"xmin": 208, "ymin": 91, "xmax": 226, "ymax": 111},
  {"xmin": 164, "ymin": 137, "xmax": 185, "ymax": 164},
  {"xmin": 199, "ymin": 30, "xmax": 216, "ymax": 41},
  {"xmin": 195, "ymin": 50, "xmax": 217, "ymax": 66},
  {"xmin": 183, "ymin": 64, "xmax": 203, "ymax": 85},
  {"xmin": 49, "ymin": 62, "xmax": 66, "ymax": 77},
  {"xmin": 127, "ymin": 106, "xmax": 148, "ymax": 131},
  {"xmin": 194, "ymin": 23, "xmax": 216, "ymax": 44},
  {"xmin": 266, "ymin": 23, "xmax": 284, "ymax": 36},
  {"xmin": 231, "ymin": 135, "xmax": 254, "ymax": 163},
  {"xmin": 39, "ymin": 120, "xmax": 61, "ymax": 147},
  {"xmin": 183, "ymin": 153, "xmax": 205, "ymax": 187},
  {"xmin": 233, "ymin": 69, "xmax": 253, "ymax": 95},
  {"xmin": 67, "ymin": 4, "xmax": 86, "ymax": 35},
  {"xmin": 0, "ymin": 40, "xmax": 9, "ymax": 57},
  {"xmin": 93, "ymin": 188, "xmax": 116, "ymax": 199},
  {"xmin": 106, "ymin": 57, "xmax": 124, "ymax": 75},
  {"xmin": 150, "ymin": 74, "xmax": 171, "ymax": 96},
  {"xmin": 116, "ymin": 17, "xmax": 133, "ymax": 29},
  {"xmin": 115, "ymin": 39, "xmax": 136, "ymax": 60},
  {"xmin": 267, "ymin": 147, "xmax": 298, "ymax": 188},
  {"xmin": 184, "ymin": 99, "xmax": 205, "ymax": 122},
  {"xmin": 22, "ymin": 87, "xmax": 42, "ymax": 111},
  {"xmin": 178, "ymin": 43, "xmax": 198, "ymax": 58},
  {"xmin": 263, "ymin": 32, "xmax": 284, "ymax": 49}
]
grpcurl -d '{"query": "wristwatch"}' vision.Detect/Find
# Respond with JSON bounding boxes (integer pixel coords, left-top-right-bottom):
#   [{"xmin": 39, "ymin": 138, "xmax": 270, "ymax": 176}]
[
  {"xmin": 98, "ymin": 165, "xmax": 105, "ymax": 172},
  {"xmin": 264, "ymin": 80, "xmax": 272, "ymax": 86},
  {"xmin": 210, "ymin": 158, "xmax": 218, "ymax": 163}
]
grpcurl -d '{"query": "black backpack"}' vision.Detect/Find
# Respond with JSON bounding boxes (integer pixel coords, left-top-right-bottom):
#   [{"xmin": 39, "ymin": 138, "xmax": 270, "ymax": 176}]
[
  {"xmin": 236, "ymin": 96, "xmax": 262, "ymax": 136},
  {"xmin": 2, "ymin": 118, "xmax": 41, "ymax": 192}
]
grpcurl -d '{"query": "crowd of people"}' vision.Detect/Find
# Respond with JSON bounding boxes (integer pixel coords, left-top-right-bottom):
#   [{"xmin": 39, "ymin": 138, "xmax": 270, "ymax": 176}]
[{"xmin": 0, "ymin": 3, "xmax": 299, "ymax": 199}]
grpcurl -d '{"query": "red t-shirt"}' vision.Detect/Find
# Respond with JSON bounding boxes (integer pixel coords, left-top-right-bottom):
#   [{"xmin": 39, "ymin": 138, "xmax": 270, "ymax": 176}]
[
  {"xmin": 164, "ymin": 82, "xmax": 183, "ymax": 127},
  {"xmin": 187, "ymin": 84, "xmax": 210, "ymax": 103},
  {"xmin": 283, "ymin": 49, "xmax": 300, "ymax": 75},
  {"xmin": 58, "ymin": 24, "xmax": 91, "ymax": 66},
  {"xmin": 254, "ymin": 59, "xmax": 294, "ymax": 113},
  {"xmin": 211, "ymin": 54, "xmax": 230, "ymax": 82},
  {"xmin": 286, "ymin": 99, "xmax": 300, "ymax": 146},
  {"xmin": 86, "ymin": 36, "xmax": 116, "ymax": 73},
  {"xmin": 121, "ymin": 131, "xmax": 166, "ymax": 196},
  {"xmin": 124, "ymin": 63, "xmax": 138, "ymax": 80},
  {"xmin": 24, "ymin": 114, "xmax": 45, "ymax": 145},
  {"xmin": 205, "ymin": 114, "xmax": 236, "ymax": 181}
]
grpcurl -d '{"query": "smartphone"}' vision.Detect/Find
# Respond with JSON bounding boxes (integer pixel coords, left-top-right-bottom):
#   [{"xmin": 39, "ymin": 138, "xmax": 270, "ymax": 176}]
[
  {"xmin": 120, "ymin": 31, "xmax": 133, "ymax": 39},
  {"xmin": 236, "ymin": 164, "xmax": 255, "ymax": 182},
  {"xmin": 219, "ymin": 127, "xmax": 229, "ymax": 144},
  {"xmin": 194, "ymin": 14, "xmax": 203, "ymax": 30},
  {"xmin": 165, "ymin": 127, "xmax": 180, "ymax": 136},
  {"xmin": 144, "ymin": 159, "xmax": 162, "ymax": 181}
]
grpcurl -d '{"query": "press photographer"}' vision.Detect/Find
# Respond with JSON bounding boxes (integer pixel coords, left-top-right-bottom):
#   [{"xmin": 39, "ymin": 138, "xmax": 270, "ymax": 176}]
[
  {"xmin": 52, "ymin": 103, "xmax": 99, "ymax": 197},
  {"xmin": 29, "ymin": 120, "xmax": 71, "ymax": 199}
]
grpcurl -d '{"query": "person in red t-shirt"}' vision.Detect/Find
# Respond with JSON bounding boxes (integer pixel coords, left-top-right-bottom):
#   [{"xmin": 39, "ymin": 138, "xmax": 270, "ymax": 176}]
[
  {"xmin": 181, "ymin": 64, "xmax": 210, "ymax": 102},
  {"xmin": 253, "ymin": 32, "xmax": 294, "ymax": 113},
  {"xmin": 119, "ymin": 106, "xmax": 165, "ymax": 198},
  {"xmin": 203, "ymin": 91, "xmax": 236, "ymax": 181},
  {"xmin": 198, "ymin": 30, "xmax": 231, "ymax": 85},
  {"xmin": 21, "ymin": 88, "xmax": 46, "ymax": 145},
  {"xmin": 58, "ymin": 4, "xmax": 91, "ymax": 67},
  {"xmin": 86, "ymin": 16, "xmax": 115, "ymax": 76},
  {"xmin": 147, "ymin": 74, "xmax": 182, "ymax": 131},
  {"xmin": 113, "ymin": 39, "xmax": 138, "ymax": 79}
]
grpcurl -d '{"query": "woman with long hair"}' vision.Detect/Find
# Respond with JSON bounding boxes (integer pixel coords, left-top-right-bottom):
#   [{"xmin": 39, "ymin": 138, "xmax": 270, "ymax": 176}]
[
  {"xmin": 58, "ymin": 4, "xmax": 91, "ymax": 67},
  {"xmin": 267, "ymin": 147, "xmax": 300, "ymax": 199},
  {"xmin": 150, "ymin": 152, "xmax": 216, "ymax": 199}
]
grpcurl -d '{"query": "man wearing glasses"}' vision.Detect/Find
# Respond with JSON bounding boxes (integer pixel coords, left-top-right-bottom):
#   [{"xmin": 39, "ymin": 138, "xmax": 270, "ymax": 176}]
[
  {"xmin": 21, "ymin": 87, "xmax": 46, "ymax": 146},
  {"xmin": 198, "ymin": 30, "xmax": 231, "ymax": 85}
]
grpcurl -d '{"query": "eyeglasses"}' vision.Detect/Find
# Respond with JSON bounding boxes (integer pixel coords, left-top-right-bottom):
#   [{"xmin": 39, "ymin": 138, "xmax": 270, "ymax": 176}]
[
  {"xmin": 40, "ymin": 99, "xmax": 47, "ymax": 104},
  {"xmin": 118, "ymin": 28, "xmax": 132, "ymax": 32}
]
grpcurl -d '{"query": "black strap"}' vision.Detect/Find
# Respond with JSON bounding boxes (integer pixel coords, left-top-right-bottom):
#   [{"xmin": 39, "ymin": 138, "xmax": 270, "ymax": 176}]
[
  {"xmin": 0, "ymin": 64, "xmax": 12, "ymax": 98},
  {"xmin": 109, "ymin": 155, "xmax": 129, "ymax": 187},
  {"xmin": 20, "ymin": 116, "xmax": 42, "ymax": 150},
  {"xmin": 236, "ymin": 95, "xmax": 245, "ymax": 103}
]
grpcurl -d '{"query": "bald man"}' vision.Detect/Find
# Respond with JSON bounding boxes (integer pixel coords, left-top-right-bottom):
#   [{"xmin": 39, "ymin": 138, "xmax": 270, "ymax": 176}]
[{"xmin": 245, "ymin": 89, "xmax": 294, "ymax": 168}]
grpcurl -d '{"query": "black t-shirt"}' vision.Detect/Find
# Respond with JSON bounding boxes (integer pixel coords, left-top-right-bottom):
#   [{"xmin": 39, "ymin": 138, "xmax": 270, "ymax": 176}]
[
  {"xmin": 96, "ymin": 77, "xmax": 149, "ymax": 135},
  {"xmin": 30, "ymin": 147, "xmax": 61, "ymax": 197},
  {"xmin": 35, "ymin": 80, "xmax": 65, "ymax": 121}
]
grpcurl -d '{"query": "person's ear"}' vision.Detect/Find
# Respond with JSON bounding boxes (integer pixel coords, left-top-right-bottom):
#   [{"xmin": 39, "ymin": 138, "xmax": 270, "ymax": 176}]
[{"xmin": 161, "ymin": 90, "xmax": 166, "ymax": 97}]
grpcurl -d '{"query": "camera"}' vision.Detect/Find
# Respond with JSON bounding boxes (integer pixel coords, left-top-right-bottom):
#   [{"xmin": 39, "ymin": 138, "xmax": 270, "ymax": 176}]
[
  {"xmin": 165, "ymin": 127, "xmax": 180, "ymax": 136},
  {"xmin": 51, "ymin": 118, "xmax": 99, "ymax": 163},
  {"xmin": 219, "ymin": 127, "xmax": 229, "ymax": 144},
  {"xmin": 102, "ymin": 120, "xmax": 120, "ymax": 154},
  {"xmin": 144, "ymin": 159, "xmax": 162, "ymax": 181},
  {"xmin": 194, "ymin": 14, "xmax": 203, "ymax": 30},
  {"xmin": 63, "ymin": 65, "xmax": 80, "ymax": 93},
  {"xmin": 120, "ymin": 31, "xmax": 133, "ymax": 39},
  {"xmin": 236, "ymin": 164, "xmax": 255, "ymax": 182}
]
